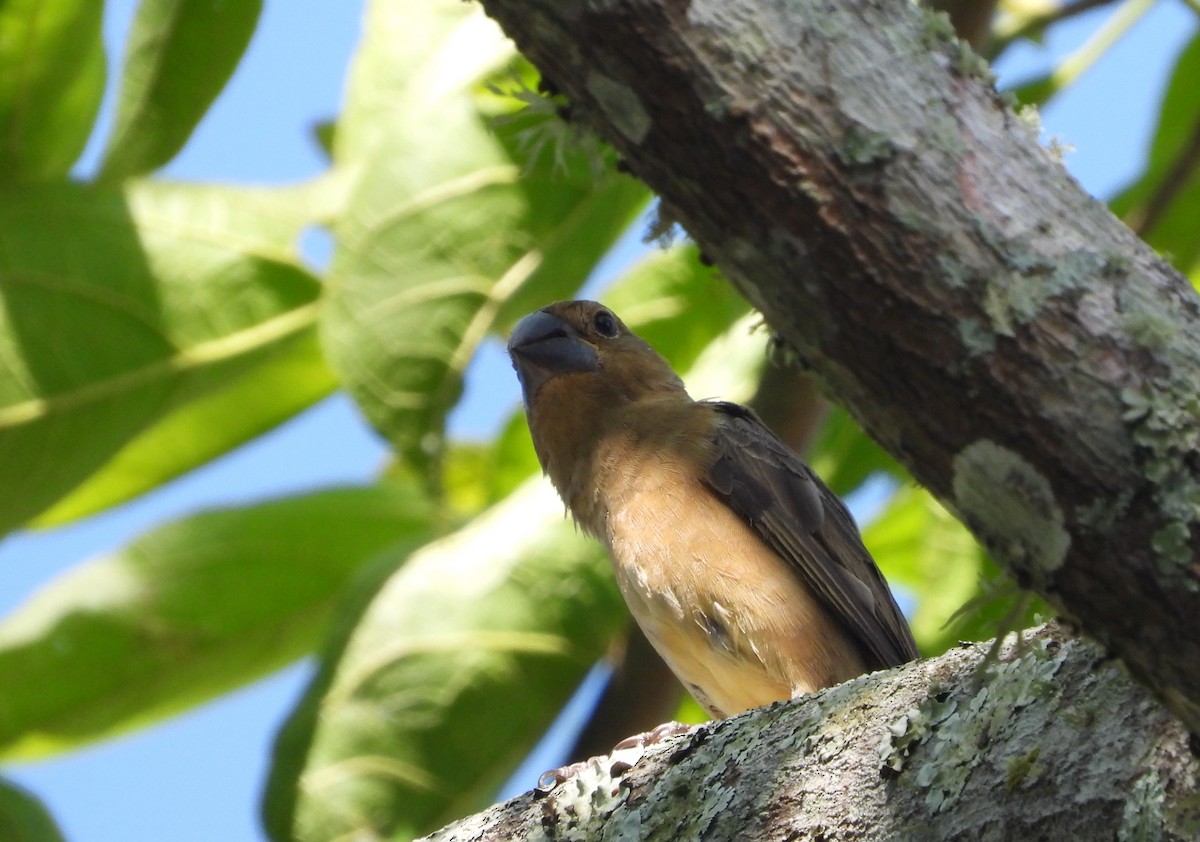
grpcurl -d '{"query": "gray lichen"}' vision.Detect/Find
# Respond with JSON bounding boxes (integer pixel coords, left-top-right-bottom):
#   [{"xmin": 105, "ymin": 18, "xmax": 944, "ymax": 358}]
[
  {"xmin": 1124, "ymin": 310, "xmax": 1180, "ymax": 352},
  {"xmin": 950, "ymin": 40, "xmax": 996, "ymax": 87},
  {"xmin": 1119, "ymin": 378, "xmax": 1200, "ymax": 588},
  {"xmin": 935, "ymin": 252, "xmax": 973, "ymax": 290},
  {"xmin": 508, "ymin": 738, "xmax": 663, "ymax": 842},
  {"xmin": 1119, "ymin": 770, "xmax": 1166, "ymax": 842},
  {"xmin": 1073, "ymin": 489, "xmax": 1135, "ymax": 533},
  {"xmin": 925, "ymin": 112, "xmax": 966, "ymax": 157},
  {"xmin": 584, "ymin": 72, "xmax": 651, "ymax": 144},
  {"xmin": 957, "ymin": 318, "xmax": 996, "ymax": 356},
  {"xmin": 917, "ymin": 8, "xmax": 956, "ymax": 49},
  {"xmin": 982, "ymin": 248, "xmax": 1106, "ymax": 336},
  {"xmin": 1015, "ymin": 104, "xmax": 1042, "ymax": 136},
  {"xmin": 952, "ymin": 440, "xmax": 1071, "ymax": 587},
  {"xmin": 1004, "ymin": 746, "xmax": 1042, "ymax": 790},
  {"xmin": 878, "ymin": 692, "xmax": 957, "ymax": 776},
  {"xmin": 881, "ymin": 638, "xmax": 1067, "ymax": 813},
  {"xmin": 838, "ymin": 124, "xmax": 895, "ymax": 166}
]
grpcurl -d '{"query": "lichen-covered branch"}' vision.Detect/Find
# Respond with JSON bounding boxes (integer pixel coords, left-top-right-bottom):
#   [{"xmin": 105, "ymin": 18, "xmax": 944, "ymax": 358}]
[
  {"xmin": 422, "ymin": 626, "xmax": 1198, "ymax": 840},
  {"xmin": 475, "ymin": 0, "xmax": 1200, "ymax": 732}
]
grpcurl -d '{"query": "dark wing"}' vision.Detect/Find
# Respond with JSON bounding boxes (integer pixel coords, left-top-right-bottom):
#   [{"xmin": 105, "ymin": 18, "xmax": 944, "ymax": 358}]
[{"xmin": 701, "ymin": 401, "xmax": 919, "ymax": 669}]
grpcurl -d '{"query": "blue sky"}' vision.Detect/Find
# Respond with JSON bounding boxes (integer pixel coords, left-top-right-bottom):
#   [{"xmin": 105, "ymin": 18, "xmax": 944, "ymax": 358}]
[{"xmin": 0, "ymin": 2, "xmax": 1196, "ymax": 841}]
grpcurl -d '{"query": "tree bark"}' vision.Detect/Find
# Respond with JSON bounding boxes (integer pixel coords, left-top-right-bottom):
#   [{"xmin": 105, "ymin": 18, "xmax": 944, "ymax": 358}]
[
  {"xmin": 475, "ymin": 0, "xmax": 1200, "ymax": 734},
  {"xmin": 422, "ymin": 625, "xmax": 1199, "ymax": 841}
]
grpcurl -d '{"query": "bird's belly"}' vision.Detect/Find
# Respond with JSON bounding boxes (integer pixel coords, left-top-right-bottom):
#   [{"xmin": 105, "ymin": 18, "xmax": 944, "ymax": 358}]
[
  {"xmin": 605, "ymin": 475, "xmax": 866, "ymax": 718},
  {"xmin": 617, "ymin": 580, "xmax": 796, "ymax": 717}
]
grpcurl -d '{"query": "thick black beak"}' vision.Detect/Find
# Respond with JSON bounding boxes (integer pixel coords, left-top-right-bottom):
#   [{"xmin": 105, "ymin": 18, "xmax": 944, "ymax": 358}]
[{"xmin": 508, "ymin": 310, "xmax": 599, "ymax": 402}]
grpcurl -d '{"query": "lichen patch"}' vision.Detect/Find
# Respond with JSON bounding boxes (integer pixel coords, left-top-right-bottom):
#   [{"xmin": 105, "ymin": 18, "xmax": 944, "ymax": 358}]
[
  {"xmin": 585, "ymin": 72, "xmax": 651, "ymax": 144},
  {"xmin": 952, "ymin": 440, "xmax": 1070, "ymax": 585}
]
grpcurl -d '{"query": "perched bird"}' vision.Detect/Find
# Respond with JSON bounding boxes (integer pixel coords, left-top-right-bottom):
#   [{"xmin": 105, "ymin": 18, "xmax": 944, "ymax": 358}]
[{"xmin": 508, "ymin": 300, "xmax": 918, "ymax": 718}]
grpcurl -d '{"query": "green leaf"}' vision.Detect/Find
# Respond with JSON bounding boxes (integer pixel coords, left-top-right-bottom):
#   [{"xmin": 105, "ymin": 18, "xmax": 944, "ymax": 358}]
[
  {"xmin": 0, "ymin": 0, "xmax": 105, "ymax": 179},
  {"xmin": 0, "ymin": 180, "xmax": 323, "ymax": 535},
  {"xmin": 808, "ymin": 406, "xmax": 906, "ymax": 497},
  {"xmin": 863, "ymin": 485, "xmax": 1048, "ymax": 656},
  {"xmin": 263, "ymin": 480, "xmax": 625, "ymax": 842},
  {"xmin": 98, "ymin": 0, "xmax": 264, "ymax": 181},
  {"xmin": 1004, "ymin": 0, "xmax": 1157, "ymax": 111},
  {"xmin": 471, "ymin": 410, "xmax": 543, "ymax": 509},
  {"xmin": 484, "ymin": 65, "xmax": 652, "ymax": 329},
  {"xmin": 1110, "ymin": 34, "xmax": 1200, "ymax": 275},
  {"xmin": 0, "ymin": 779, "xmax": 65, "ymax": 842},
  {"xmin": 603, "ymin": 244, "xmax": 750, "ymax": 377},
  {"xmin": 312, "ymin": 120, "xmax": 336, "ymax": 161},
  {"xmin": 322, "ymin": 0, "xmax": 646, "ymax": 480},
  {"xmin": 33, "ymin": 328, "xmax": 337, "ymax": 527},
  {"xmin": 0, "ymin": 484, "xmax": 434, "ymax": 761},
  {"xmin": 864, "ymin": 485, "xmax": 982, "ymax": 655}
]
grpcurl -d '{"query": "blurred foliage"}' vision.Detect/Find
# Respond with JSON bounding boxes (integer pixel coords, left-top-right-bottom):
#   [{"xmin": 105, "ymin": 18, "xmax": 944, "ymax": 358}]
[
  {"xmin": 98, "ymin": 0, "xmax": 264, "ymax": 182},
  {"xmin": 0, "ymin": 0, "xmax": 105, "ymax": 180},
  {"xmin": 0, "ymin": 484, "xmax": 435, "ymax": 761},
  {"xmin": 1110, "ymin": 33, "xmax": 1200, "ymax": 277},
  {"xmin": 0, "ymin": 0, "xmax": 1195, "ymax": 838},
  {"xmin": 0, "ymin": 779, "xmax": 65, "ymax": 842}
]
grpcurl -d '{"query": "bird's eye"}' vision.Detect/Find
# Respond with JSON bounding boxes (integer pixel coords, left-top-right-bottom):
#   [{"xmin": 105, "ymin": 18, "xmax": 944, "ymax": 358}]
[{"xmin": 593, "ymin": 309, "xmax": 619, "ymax": 338}]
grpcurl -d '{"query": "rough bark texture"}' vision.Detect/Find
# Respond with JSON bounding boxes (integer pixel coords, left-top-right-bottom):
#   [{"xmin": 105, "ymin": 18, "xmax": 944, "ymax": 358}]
[
  {"xmin": 423, "ymin": 625, "xmax": 1200, "ymax": 841},
  {"xmin": 476, "ymin": 0, "xmax": 1200, "ymax": 733}
]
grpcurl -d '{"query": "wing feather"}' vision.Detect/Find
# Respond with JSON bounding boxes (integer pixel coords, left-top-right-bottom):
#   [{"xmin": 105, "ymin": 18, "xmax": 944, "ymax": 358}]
[{"xmin": 701, "ymin": 401, "xmax": 919, "ymax": 669}]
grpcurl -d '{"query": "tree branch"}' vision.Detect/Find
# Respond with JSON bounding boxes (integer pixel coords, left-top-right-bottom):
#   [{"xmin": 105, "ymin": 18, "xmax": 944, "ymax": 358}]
[
  {"xmin": 477, "ymin": 0, "xmax": 1200, "ymax": 734},
  {"xmin": 423, "ymin": 625, "xmax": 1199, "ymax": 840}
]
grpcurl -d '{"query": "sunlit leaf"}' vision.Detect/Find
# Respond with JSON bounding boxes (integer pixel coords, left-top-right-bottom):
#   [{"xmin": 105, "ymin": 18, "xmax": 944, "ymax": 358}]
[
  {"xmin": 322, "ymin": 0, "xmax": 645, "ymax": 481},
  {"xmin": 33, "ymin": 329, "xmax": 336, "ymax": 527},
  {"xmin": 476, "ymin": 411, "xmax": 542, "ymax": 507},
  {"xmin": 603, "ymin": 245, "xmax": 749, "ymax": 378},
  {"xmin": 0, "ymin": 0, "xmax": 104, "ymax": 180},
  {"xmin": 808, "ymin": 406, "xmax": 907, "ymax": 497},
  {"xmin": 1004, "ymin": 71, "xmax": 1056, "ymax": 109},
  {"xmin": 484, "ymin": 64, "xmax": 652, "ymax": 329},
  {"xmin": 98, "ymin": 0, "xmax": 264, "ymax": 181},
  {"xmin": 0, "ymin": 484, "xmax": 433, "ymax": 761},
  {"xmin": 263, "ymin": 480, "xmax": 625, "ymax": 842},
  {"xmin": 863, "ymin": 485, "xmax": 1048, "ymax": 656},
  {"xmin": 441, "ymin": 440, "xmax": 497, "ymax": 518},
  {"xmin": 0, "ymin": 180, "xmax": 323, "ymax": 535},
  {"xmin": 0, "ymin": 779, "xmax": 65, "ymax": 842}
]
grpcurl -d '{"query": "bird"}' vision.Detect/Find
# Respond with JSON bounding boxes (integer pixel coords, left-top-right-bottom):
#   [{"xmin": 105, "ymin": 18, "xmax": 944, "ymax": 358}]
[{"xmin": 507, "ymin": 300, "xmax": 918, "ymax": 719}]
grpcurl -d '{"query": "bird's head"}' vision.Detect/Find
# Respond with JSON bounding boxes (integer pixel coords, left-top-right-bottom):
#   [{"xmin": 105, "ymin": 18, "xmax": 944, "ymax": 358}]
[
  {"xmin": 507, "ymin": 300, "xmax": 684, "ymax": 410},
  {"xmin": 507, "ymin": 301, "xmax": 690, "ymax": 495}
]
